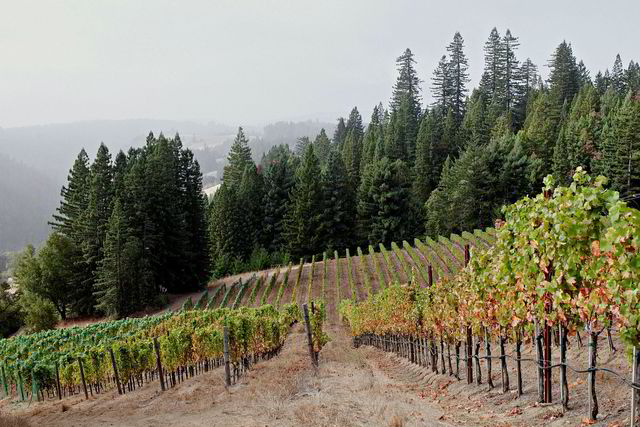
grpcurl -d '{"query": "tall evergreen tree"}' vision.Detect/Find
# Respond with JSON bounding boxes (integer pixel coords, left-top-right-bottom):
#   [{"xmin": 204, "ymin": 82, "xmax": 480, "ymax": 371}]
[
  {"xmin": 413, "ymin": 112, "xmax": 438, "ymax": 207},
  {"xmin": 261, "ymin": 145, "xmax": 294, "ymax": 252},
  {"xmin": 51, "ymin": 149, "xmax": 91, "ymax": 237},
  {"xmin": 479, "ymin": 28, "xmax": 504, "ymax": 101},
  {"xmin": 318, "ymin": 150, "xmax": 355, "ymax": 252},
  {"xmin": 295, "ymin": 136, "xmax": 311, "ymax": 156},
  {"xmin": 223, "ymin": 127, "xmax": 253, "ymax": 188},
  {"xmin": 612, "ymin": 93, "xmax": 640, "ymax": 196},
  {"xmin": 332, "ymin": 117, "xmax": 347, "ymax": 150},
  {"xmin": 358, "ymin": 157, "xmax": 416, "ymax": 244},
  {"xmin": 577, "ymin": 60, "xmax": 591, "ymax": 86},
  {"xmin": 611, "ymin": 54, "xmax": 627, "ymax": 95},
  {"xmin": 285, "ymin": 145, "xmax": 323, "ymax": 257},
  {"xmin": 94, "ymin": 198, "xmax": 138, "ymax": 316},
  {"xmin": 391, "ymin": 48, "xmax": 422, "ymax": 114},
  {"xmin": 342, "ymin": 128, "xmax": 363, "ymax": 190},
  {"xmin": 501, "ymin": 29, "xmax": 520, "ymax": 112},
  {"xmin": 238, "ymin": 163, "xmax": 264, "ymax": 254},
  {"xmin": 79, "ymin": 143, "xmax": 114, "ymax": 315},
  {"xmin": 179, "ymin": 148, "xmax": 210, "ymax": 285},
  {"xmin": 313, "ymin": 128, "xmax": 331, "ymax": 166},
  {"xmin": 552, "ymin": 125, "xmax": 571, "ymax": 185},
  {"xmin": 446, "ymin": 32, "xmax": 470, "ymax": 124},
  {"xmin": 548, "ymin": 41, "xmax": 580, "ymax": 104},
  {"xmin": 431, "ymin": 55, "xmax": 450, "ymax": 113},
  {"xmin": 345, "ymin": 107, "xmax": 364, "ymax": 141}
]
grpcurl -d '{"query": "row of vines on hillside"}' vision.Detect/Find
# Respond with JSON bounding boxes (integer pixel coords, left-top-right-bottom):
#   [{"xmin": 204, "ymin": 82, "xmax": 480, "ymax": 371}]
[{"xmin": 341, "ymin": 170, "xmax": 640, "ymax": 421}]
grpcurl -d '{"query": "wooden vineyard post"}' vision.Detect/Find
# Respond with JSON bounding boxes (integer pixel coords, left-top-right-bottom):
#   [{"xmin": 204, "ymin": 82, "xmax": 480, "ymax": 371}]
[
  {"xmin": 427, "ymin": 265, "xmax": 433, "ymax": 287},
  {"xmin": 152, "ymin": 338, "xmax": 165, "ymax": 392},
  {"xmin": 632, "ymin": 346, "xmax": 639, "ymax": 427},
  {"xmin": 500, "ymin": 328, "xmax": 509, "ymax": 392},
  {"xmin": 78, "ymin": 358, "xmax": 89, "ymax": 400},
  {"xmin": 55, "ymin": 362, "xmax": 62, "ymax": 400},
  {"xmin": 588, "ymin": 331, "xmax": 598, "ymax": 421},
  {"xmin": 485, "ymin": 328, "xmax": 494, "ymax": 389},
  {"xmin": 464, "ymin": 245, "xmax": 473, "ymax": 384},
  {"xmin": 560, "ymin": 325, "xmax": 568, "ymax": 410},
  {"xmin": 223, "ymin": 326, "xmax": 232, "ymax": 387},
  {"xmin": 543, "ymin": 189, "xmax": 553, "ymax": 404},
  {"xmin": 516, "ymin": 328, "xmax": 523, "ymax": 397},
  {"xmin": 303, "ymin": 304, "xmax": 318, "ymax": 367},
  {"xmin": 543, "ymin": 310, "xmax": 552, "ymax": 403},
  {"xmin": 536, "ymin": 321, "xmax": 544, "ymax": 403}
]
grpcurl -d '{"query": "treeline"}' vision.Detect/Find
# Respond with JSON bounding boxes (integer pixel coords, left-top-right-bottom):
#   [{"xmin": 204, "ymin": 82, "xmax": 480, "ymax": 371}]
[
  {"xmin": 209, "ymin": 28, "xmax": 640, "ymax": 274},
  {"xmin": 15, "ymin": 134, "xmax": 209, "ymax": 320}
]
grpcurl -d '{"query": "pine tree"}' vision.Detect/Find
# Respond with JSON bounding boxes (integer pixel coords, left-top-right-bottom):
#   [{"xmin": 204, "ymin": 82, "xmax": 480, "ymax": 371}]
[
  {"xmin": 295, "ymin": 136, "xmax": 311, "ymax": 156},
  {"xmin": 358, "ymin": 157, "xmax": 416, "ymax": 244},
  {"xmin": 345, "ymin": 107, "xmax": 364, "ymax": 141},
  {"xmin": 313, "ymin": 128, "xmax": 331, "ymax": 166},
  {"xmin": 548, "ymin": 41, "xmax": 580, "ymax": 104},
  {"xmin": 318, "ymin": 150, "xmax": 355, "ymax": 252},
  {"xmin": 51, "ymin": 149, "xmax": 91, "ymax": 237},
  {"xmin": 261, "ymin": 145, "xmax": 294, "ymax": 252},
  {"xmin": 479, "ymin": 28, "xmax": 504, "ymax": 102},
  {"xmin": 179, "ymin": 148, "xmax": 210, "ymax": 285},
  {"xmin": 94, "ymin": 198, "xmax": 137, "ymax": 316},
  {"xmin": 332, "ymin": 117, "xmax": 347, "ymax": 150},
  {"xmin": 502, "ymin": 29, "xmax": 520, "ymax": 112},
  {"xmin": 341, "ymin": 128, "xmax": 363, "ymax": 190},
  {"xmin": 360, "ymin": 106, "xmax": 384, "ymax": 175},
  {"xmin": 238, "ymin": 163, "xmax": 264, "ymax": 254},
  {"xmin": 513, "ymin": 58, "xmax": 538, "ymax": 129},
  {"xmin": 209, "ymin": 182, "xmax": 244, "ymax": 273},
  {"xmin": 446, "ymin": 32, "xmax": 469, "ymax": 124},
  {"xmin": 577, "ymin": 60, "xmax": 591, "ymax": 86},
  {"xmin": 79, "ymin": 143, "xmax": 114, "ymax": 315},
  {"xmin": 552, "ymin": 125, "xmax": 571, "ymax": 185},
  {"xmin": 612, "ymin": 93, "xmax": 640, "ymax": 196},
  {"xmin": 431, "ymin": 55, "xmax": 450, "ymax": 113},
  {"xmin": 626, "ymin": 61, "xmax": 640, "ymax": 94},
  {"xmin": 564, "ymin": 84, "xmax": 601, "ymax": 172},
  {"xmin": 223, "ymin": 127, "xmax": 253, "ymax": 188},
  {"xmin": 413, "ymin": 113, "xmax": 437, "ymax": 207},
  {"xmin": 285, "ymin": 145, "xmax": 323, "ymax": 258},
  {"xmin": 461, "ymin": 91, "xmax": 490, "ymax": 147},
  {"xmin": 391, "ymin": 48, "xmax": 422, "ymax": 114},
  {"xmin": 611, "ymin": 54, "xmax": 627, "ymax": 95}
]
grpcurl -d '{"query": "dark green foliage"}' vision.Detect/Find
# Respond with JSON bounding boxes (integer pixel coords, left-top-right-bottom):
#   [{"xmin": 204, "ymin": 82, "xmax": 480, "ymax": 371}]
[
  {"xmin": 94, "ymin": 199, "xmax": 142, "ymax": 316},
  {"xmin": 392, "ymin": 48, "xmax": 422, "ymax": 114},
  {"xmin": 285, "ymin": 144, "xmax": 323, "ymax": 258},
  {"xmin": 313, "ymin": 128, "xmax": 331, "ymax": 166},
  {"xmin": 548, "ymin": 41, "xmax": 581, "ymax": 105},
  {"xmin": 332, "ymin": 117, "xmax": 347, "ymax": 150},
  {"xmin": 446, "ymin": 32, "xmax": 470, "ymax": 124},
  {"xmin": 345, "ymin": 107, "xmax": 364, "ymax": 142},
  {"xmin": 358, "ymin": 157, "xmax": 417, "ymax": 245},
  {"xmin": 45, "ymin": 133, "xmax": 210, "ymax": 318},
  {"xmin": 610, "ymin": 93, "xmax": 640, "ymax": 196},
  {"xmin": 261, "ymin": 145, "xmax": 295, "ymax": 252},
  {"xmin": 223, "ymin": 127, "xmax": 253, "ymax": 188},
  {"xmin": 15, "ymin": 236, "xmax": 75, "ymax": 320},
  {"xmin": 319, "ymin": 150, "xmax": 356, "ymax": 252},
  {"xmin": 0, "ymin": 281, "xmax": 23, "ymax": 337}
]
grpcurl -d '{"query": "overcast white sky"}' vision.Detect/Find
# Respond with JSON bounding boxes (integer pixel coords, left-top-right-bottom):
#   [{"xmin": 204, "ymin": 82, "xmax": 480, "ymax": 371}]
[{"xmin": 0, "ymin": 0, "xmax": 638, "ymax": 128}]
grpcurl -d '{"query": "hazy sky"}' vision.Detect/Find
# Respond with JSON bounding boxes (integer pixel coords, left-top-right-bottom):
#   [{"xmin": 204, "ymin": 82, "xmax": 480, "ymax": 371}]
[{"xmin": 1, "ymin": 0, "xmax": 638, "ymax": 128}]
